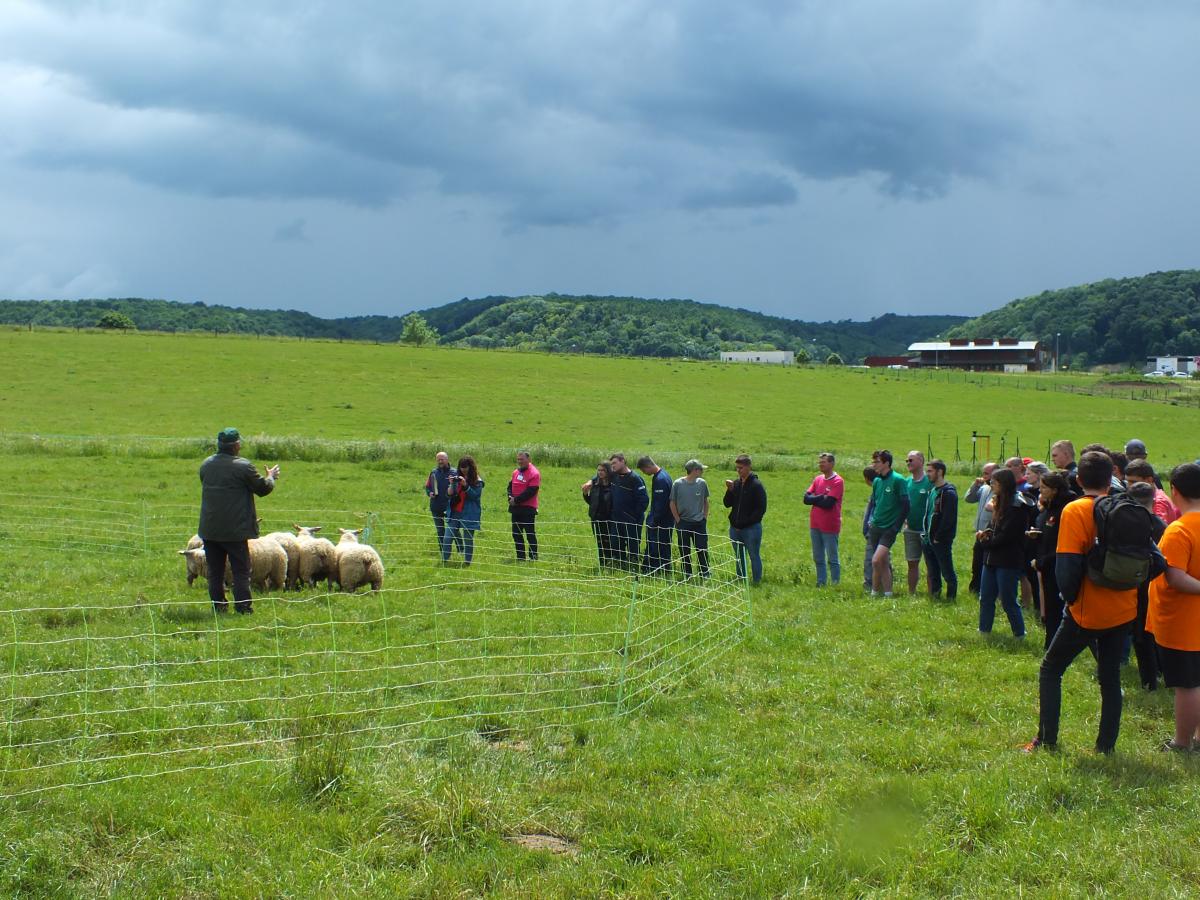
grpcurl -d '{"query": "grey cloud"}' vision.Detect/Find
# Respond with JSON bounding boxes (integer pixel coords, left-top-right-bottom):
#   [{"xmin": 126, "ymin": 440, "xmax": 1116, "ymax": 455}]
[
  {"xmin": 682, "ymin": 172, "xmax": 798, "ymax": 210},
  {"xmin": 273, "ymin": 218, "xmax": 309, "ymax": 242}
]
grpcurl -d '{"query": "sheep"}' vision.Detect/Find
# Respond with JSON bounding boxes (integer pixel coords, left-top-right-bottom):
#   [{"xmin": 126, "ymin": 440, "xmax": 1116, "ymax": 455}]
[
  {"xmin": 334, "ymin": 528, "xmax": 384, "ymax": 593},
  {"xmin": 261, "ymin": 531, "xmax": 303, "ymax": 590},
  {"xmin": 292, "ymin": 525, "xmax": 339, "ymax": 590},
  {"xmin": 180, "ymin": 537, "xmax": 287, "ymax": 592},
  {"xmin": 180, "ymin": 534, "xmax": 205, "ymax": 585}
]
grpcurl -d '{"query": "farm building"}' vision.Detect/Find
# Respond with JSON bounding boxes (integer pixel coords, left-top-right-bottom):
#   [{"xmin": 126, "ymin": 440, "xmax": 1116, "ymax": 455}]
[
  {"xmin": 1145, "ymin": 355, "xmax": 1200, "ymax": 375},
  {"xmin": 906, "ymin": 339, "xmax": 1047, "ymax": 372},
  {"xmin": 719, "ymin": 351, "xmax": 795, "ymax": 365}
]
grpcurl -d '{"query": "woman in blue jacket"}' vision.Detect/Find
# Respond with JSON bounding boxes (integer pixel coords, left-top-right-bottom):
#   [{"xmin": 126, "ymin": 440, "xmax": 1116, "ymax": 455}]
[{"xmin": 443, "ymin": 456, "xmax": 484, "ymax": 566}]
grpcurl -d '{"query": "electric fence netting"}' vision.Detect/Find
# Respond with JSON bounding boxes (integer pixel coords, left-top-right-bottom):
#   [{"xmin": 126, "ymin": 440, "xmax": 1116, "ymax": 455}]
[{"xmin": 0, "ymin": 494, "xmax": 751, "ymax": 799}]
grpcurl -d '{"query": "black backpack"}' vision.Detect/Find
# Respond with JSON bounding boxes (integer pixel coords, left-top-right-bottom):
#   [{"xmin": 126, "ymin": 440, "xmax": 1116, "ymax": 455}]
[{"xmin": 1086, "ymin": 495, "xmax": 1156, "ymax": 591}]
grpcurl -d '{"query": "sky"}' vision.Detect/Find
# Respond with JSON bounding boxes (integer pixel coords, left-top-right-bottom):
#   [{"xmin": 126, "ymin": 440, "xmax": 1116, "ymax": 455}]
[{"xmin": 2, "ymin": 1, "xmax": 1199, "ymax": 322}]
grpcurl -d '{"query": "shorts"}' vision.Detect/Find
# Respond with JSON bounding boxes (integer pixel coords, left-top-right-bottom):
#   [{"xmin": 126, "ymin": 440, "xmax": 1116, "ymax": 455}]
[
  {"xmin": 903, "ymin": 528, "xmax": 925, "ymax": 563},
  {"xmin": 1157, "ymin": 645, "xmax": 1200, "ymax": 689},
  {"xmin": 867, "ymin": 524, "xmax": 899, "ymax": 550}
]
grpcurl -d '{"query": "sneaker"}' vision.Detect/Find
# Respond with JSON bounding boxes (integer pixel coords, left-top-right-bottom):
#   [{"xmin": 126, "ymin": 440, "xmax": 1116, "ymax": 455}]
[
  {"xmin": 1021, "ymin": 737, "xmax": 1056, "ymax": 753},
  {"xmin": 1160, "ymin": 739, "xmax": 1194, "ymax": 753}
]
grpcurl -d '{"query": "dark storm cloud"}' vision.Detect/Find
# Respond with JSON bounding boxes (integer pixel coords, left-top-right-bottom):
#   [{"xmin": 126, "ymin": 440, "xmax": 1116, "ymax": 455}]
[{"xmin": 1, "ymin": 1, "xmax": 1034, "ymax": 224}]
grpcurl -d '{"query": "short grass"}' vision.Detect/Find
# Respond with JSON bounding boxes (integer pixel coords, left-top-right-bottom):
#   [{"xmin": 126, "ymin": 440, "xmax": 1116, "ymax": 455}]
[{"xmin": 1, "ymin": 331, "xmax": 1198, "ymax": 896}]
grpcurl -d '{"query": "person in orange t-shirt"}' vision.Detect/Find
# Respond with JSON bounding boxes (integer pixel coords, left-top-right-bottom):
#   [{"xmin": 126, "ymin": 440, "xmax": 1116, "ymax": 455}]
[
  {"xmin": 1147, "ymin": 463, "xmax": 1200, "ymax": 751},
  {"xmin": 1024, "ymin": 451, "xmax": 1140, "ymax": 754}
]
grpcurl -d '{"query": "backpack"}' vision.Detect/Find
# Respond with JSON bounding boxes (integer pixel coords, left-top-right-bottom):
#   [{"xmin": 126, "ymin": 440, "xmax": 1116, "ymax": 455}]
[{"xmin": 1086, "ymin": 494, "xmax": 1156, "ymax": 591}]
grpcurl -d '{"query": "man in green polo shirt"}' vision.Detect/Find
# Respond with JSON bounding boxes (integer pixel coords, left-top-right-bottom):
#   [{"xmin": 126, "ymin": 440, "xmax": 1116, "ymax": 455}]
[
  {"xmin": 903, "ymin": 450, "xmax": 932, "ymax": 596},
  {"xmin": 869, "ymin": 449, "xmax": 910, "ymax": 597}
]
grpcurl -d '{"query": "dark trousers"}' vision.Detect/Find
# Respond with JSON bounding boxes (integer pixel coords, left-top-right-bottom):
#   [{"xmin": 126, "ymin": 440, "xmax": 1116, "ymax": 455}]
[
  {"xmin": 676, "ymin": 519, "xmax": 710, "ymax": 577},
  {"xmin": 1039, "ymin": 564, "xmax": 1064, "ymax": 651},
  {"xmin": 510, "ymin": 506, "xmax": 538, "ymax": 560},
  {"xmin": 1038, "ymin": 614, "xmax": 1132, "ymax": 751},
  {"xmin": 612, "ymin": 521, "xmax": 642, "ymax": 570},
  {"xmin": 203, "ymin": 539, "xmax": 252, "ymax": 613},
  {"xmin": 591, "ymin": 520, "xmax": 615, "ymax": 567},
  {"xmin": 643, "ymin": 523, "xmax": 674, "ymax": 575},
  {"xmin": 1133, "ymin": 585, "xmax": 1160, "ymax": 689},
  {"xmin": 923, "ymin": 540, "xmax": 957, "ymax": 599},
  {"xmin": 969, "ymin": 540, "xmax": 986, "ymax": 594},
  {"xmin": 431, "ymin": 505, "xmax": 448, "ymax": 549}
]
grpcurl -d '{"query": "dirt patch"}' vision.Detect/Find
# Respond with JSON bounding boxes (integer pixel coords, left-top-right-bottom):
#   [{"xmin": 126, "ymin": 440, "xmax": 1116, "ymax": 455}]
[{"xmin": 506, "ymin": 833, "xmax": 579, "ymax": 857}]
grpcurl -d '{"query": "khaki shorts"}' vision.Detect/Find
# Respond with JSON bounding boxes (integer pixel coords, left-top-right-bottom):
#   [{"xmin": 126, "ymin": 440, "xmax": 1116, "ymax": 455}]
[{"xmin": 903, "ymin": 528, "xmax": 925, "ymax": 563}]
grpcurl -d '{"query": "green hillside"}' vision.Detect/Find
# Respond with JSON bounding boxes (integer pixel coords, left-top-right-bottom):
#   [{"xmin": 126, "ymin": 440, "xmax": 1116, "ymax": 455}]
[
  {"xmin": 0, "ymin": 295, "xmax": 964, "ymax": 364},
  {"xmin": 945, "ymin": 269, "xmax": 1200, "ymax": 368}
]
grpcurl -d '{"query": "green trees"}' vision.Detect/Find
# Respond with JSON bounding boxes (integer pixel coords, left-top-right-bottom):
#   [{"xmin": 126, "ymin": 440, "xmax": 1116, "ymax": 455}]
[
  {"xmin": 826, "ymin": 352, "xmax": 844, "ymax": 366},
  {"xmin": 399, "ymin": 313, "xmax": 438, "ymax": 346},
  {"xmin": 96, "ymin": 311, "xmax": 136, "ymax": 330}
]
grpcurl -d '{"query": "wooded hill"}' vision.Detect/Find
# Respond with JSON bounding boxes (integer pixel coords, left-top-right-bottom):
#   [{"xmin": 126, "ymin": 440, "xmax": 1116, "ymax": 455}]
[
  {"xmin": 945, "ymin": 270, "xmax": 1200, "ymax": 369},
  {"xmin": 0, "ymin": 295, "xmax": 965, "ymax": 363}
]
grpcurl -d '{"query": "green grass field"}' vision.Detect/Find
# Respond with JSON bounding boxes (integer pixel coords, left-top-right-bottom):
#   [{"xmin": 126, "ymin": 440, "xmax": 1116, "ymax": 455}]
[{"xmin": 2, "ymin": 330, "xmax": 1199, "ymax": 897}]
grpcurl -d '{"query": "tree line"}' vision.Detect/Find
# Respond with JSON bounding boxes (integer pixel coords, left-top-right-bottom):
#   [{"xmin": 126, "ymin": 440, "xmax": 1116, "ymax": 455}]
[
  {"xmin": 945, "ymin": 269, "xmax": 1200, "ymax": 369},
  {"xmin": 0, "ymin": 295, "xmax": 965, "ymax": 363}
]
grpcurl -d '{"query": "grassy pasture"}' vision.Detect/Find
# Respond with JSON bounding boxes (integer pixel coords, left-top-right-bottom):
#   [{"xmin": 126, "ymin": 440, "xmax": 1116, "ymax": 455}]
[{"xmin": 1, "ymin": 330, "xmax": 1200, "ymax": 897}]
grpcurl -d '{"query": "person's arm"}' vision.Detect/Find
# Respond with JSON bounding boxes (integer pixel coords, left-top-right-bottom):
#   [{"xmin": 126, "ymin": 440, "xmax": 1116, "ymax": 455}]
[
  {"xmin": 723, "ymin": 482, "xmax": 736, "ymax": 508},
  {"xmin": 1164, "ymin": 567, "xmax": 1200, "ymax": 593},
  {"xmin": 703, "ymin": 496, "xmax": 710, "ymax": 519},
  {"xmin": 1056, "ymin": 552, "xmax": 1084, "ymax": 606},
  {"xmin": 243, "ymin": 461, "xmax": 277, "ymax": 497},
  {"xmin": 965, "ymin": 481, "xmax": 983, "ymax": 503},
  {"xmin": 512, "ymin": 485, "xmax": 539, "ymax": 504},
  {"xmin": 670, "ymin": 499, "xmax": 680, "ymax": 523}
]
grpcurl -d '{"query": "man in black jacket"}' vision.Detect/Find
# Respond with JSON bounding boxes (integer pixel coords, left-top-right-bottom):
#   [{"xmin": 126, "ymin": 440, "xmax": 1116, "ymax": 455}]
[
  {"xmin": 921, "ymin": 459, "xmax": 958, "ymax": 600},
  {"xmin": 425, "ymin": 451, "xmax": 453, "ymax": 549},
  {"xmin": 724, "ymin": 454, "xmax": 767, "ymax": 584},
  {"xmin": 609, "ymin": 453, "xmax": 648, "ymax": 570},
  {"xmin": 198, "ymin": 428, "xmax": 279, "ymax": 614}
]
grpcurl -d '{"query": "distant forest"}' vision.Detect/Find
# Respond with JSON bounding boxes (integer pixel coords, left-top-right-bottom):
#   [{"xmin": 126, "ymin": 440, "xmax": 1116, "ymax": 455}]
[
  {"xmin": 946, "ymin": 269, "xmax": 1200, "ymax": 368},
  {"xmin": 0, "ymin": 294, "xmax": 966, "ymax": 363}
]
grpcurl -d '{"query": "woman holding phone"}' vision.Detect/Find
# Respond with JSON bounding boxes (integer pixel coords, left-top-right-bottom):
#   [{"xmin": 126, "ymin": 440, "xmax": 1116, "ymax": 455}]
[{"xmin": 443, "ymin": 456, "xmax": 484, "ymax": 565}]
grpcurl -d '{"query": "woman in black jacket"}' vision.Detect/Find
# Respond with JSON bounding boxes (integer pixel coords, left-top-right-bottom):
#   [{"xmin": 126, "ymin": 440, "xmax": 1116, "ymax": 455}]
[
  {"xmin": 582, "ymin": 462, "xmax": 615, "ymax": 568},
  {"xmin": 975, "ymin": 468, "xmax": 1026, "ymax": 637},
  {"xmin": 1031, "ymin": 471, "xmax": 1070, "ymax": 649}
]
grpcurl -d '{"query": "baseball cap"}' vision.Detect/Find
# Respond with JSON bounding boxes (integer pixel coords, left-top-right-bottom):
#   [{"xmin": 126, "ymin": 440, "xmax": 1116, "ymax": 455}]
[
  {"xmin": 684, "ymin": 459, "xmax": 705, "ymax": 472},
  {"xmin": 217, "ymin": 427, "xmax": 241, "ymax": 445},
  {"xmin": 1125, "ymin": 439, "xmax": 1147, "ymax": 457}
]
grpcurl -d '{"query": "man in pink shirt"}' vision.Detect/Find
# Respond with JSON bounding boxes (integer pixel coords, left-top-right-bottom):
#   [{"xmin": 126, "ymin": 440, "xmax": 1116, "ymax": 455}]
[
  {"xmin": 804, "ymin": 452, "xmax": 844, "ymax": 586},
  {"xmin": 1126, "ymin": 460, "xmax": 1179, "ymax": 524},
  {"xmin": 507, "ymin": 450, "xmax": 541, "ymax": 561}
]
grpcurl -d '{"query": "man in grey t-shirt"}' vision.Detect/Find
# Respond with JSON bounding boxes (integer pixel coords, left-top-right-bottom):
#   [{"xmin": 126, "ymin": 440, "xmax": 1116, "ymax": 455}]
[{"xmin": 670, "ymin": 459, "xmax": 710, "ymax": 577}]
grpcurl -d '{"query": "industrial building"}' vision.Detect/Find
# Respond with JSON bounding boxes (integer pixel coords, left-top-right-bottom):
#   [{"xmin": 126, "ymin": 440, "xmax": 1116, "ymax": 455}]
[{"xmin": 906, "ymin": 339, "xmax": 1047, "ymax": 372}]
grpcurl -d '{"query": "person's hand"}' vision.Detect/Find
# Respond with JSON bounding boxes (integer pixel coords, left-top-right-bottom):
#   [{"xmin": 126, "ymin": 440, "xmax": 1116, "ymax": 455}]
[
  {"xmin": 725, "ymin": 479, "xmax": 734, "ymax": 489},
  {"xmin": 582, "ymin": 481, "xmax": 592, "ymax": 493},
  {"xmin": 268, "ymin": 464, "xmax": 281, "ymax": 479},
  {"xmin": 973, "ymin": 477, "xmax": 984, "ymax": 486}
]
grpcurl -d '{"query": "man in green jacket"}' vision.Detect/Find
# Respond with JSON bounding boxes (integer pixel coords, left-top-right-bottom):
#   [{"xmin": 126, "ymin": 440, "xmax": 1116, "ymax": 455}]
[{"xmin": 198, "ymin": 428, "xmax": 279, "ymax": 614}]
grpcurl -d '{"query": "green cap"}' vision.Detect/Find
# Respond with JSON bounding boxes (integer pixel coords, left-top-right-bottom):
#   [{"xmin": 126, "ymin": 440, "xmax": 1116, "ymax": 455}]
[{"xmin": 217, "ymin": 427, "xmax": 241, "ymax": 445}]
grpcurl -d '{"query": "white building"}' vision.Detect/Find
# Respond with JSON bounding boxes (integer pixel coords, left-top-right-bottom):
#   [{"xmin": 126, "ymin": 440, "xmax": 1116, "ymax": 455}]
[
  {"xmin": 1145, "ymin": 355, "xmax": 1200, "ymax": 374},
  {"xmin": 719, "ymin": 350, "xmax": 795, "ymax": 365}
]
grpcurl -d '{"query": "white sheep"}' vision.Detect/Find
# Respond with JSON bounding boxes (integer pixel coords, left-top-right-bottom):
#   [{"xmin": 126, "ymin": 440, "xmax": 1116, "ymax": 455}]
[
  {"xmin": 292, "ymin": 525, "xmax": 339, "ymax": 590},
  {"xmin": 179, "ymin": 534, "xmax": 205, "ymax": 585},
  {"xmin": 335, "ymin": 528, "xmax": 384, "ymax": 592},
  {"xmin": 180, "ymin": 537, "xmax": 287, "ymax": 592},
  {"xmin": 262, "ymin": 531, "xmax": 303, "ymax": 590}
]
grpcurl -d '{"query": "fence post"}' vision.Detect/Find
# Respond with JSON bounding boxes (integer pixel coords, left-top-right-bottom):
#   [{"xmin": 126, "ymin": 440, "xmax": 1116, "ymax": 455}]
[
  {"xmin": 141, "ymin": 500, "xmax": 150, "ymax": 554},
  {"xmin": 615, "ymin": 577, "xmax": 639, "ymax": 716}
]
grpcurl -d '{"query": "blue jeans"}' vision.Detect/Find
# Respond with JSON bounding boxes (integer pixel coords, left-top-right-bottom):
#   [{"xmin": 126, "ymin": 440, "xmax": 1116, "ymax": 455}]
[
  {"xmin": 979, "ymin": 564, "xmax": 1024, "ymax": 636},
  {"xmin": 923, "ymin": 540, "xmax": 957, "ymax": 599},
  {"xmin": 676, "ymin": 519, "xmax": 710, "ymax": 577},
  {"xmin": 442, "ymin": 521, "xmax": 474, "ymax": 564},
  {"xmin": 729, "ymin": 522, "xmax": 763, "ymax": 584},
  {"xmin": 810, "ymin": 528, "xmax": 840, "ymax": 585}
]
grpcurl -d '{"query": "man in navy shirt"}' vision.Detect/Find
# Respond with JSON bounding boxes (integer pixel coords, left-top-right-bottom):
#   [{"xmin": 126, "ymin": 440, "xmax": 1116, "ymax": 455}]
[
  {"xmin": 609, "ymin": 453, "xmax": 648, "ymax": 571},
  {"xmin": 638, "ymin": 456, "xmax": 674, "ymax": 575}
]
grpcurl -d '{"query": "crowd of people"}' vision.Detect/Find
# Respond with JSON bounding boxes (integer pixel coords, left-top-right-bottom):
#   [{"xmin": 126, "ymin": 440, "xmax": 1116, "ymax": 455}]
[
  {"xmin": 197, "ymin": 425, "xmax": 1200, "ymax": 754},
  {"xmin": 798, "ymin": 437, "xmax": 1200, "ymax": 755},
  {"xmin": 424, "ymin": 450, "xmax": 769, "ymax": 584}
]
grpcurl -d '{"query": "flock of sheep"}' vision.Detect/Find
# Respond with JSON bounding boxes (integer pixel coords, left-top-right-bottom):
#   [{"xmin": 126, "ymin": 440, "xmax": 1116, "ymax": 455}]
[{"xmin": 180, "ymin": 526, "xmax": 385, "ymax": 593}]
